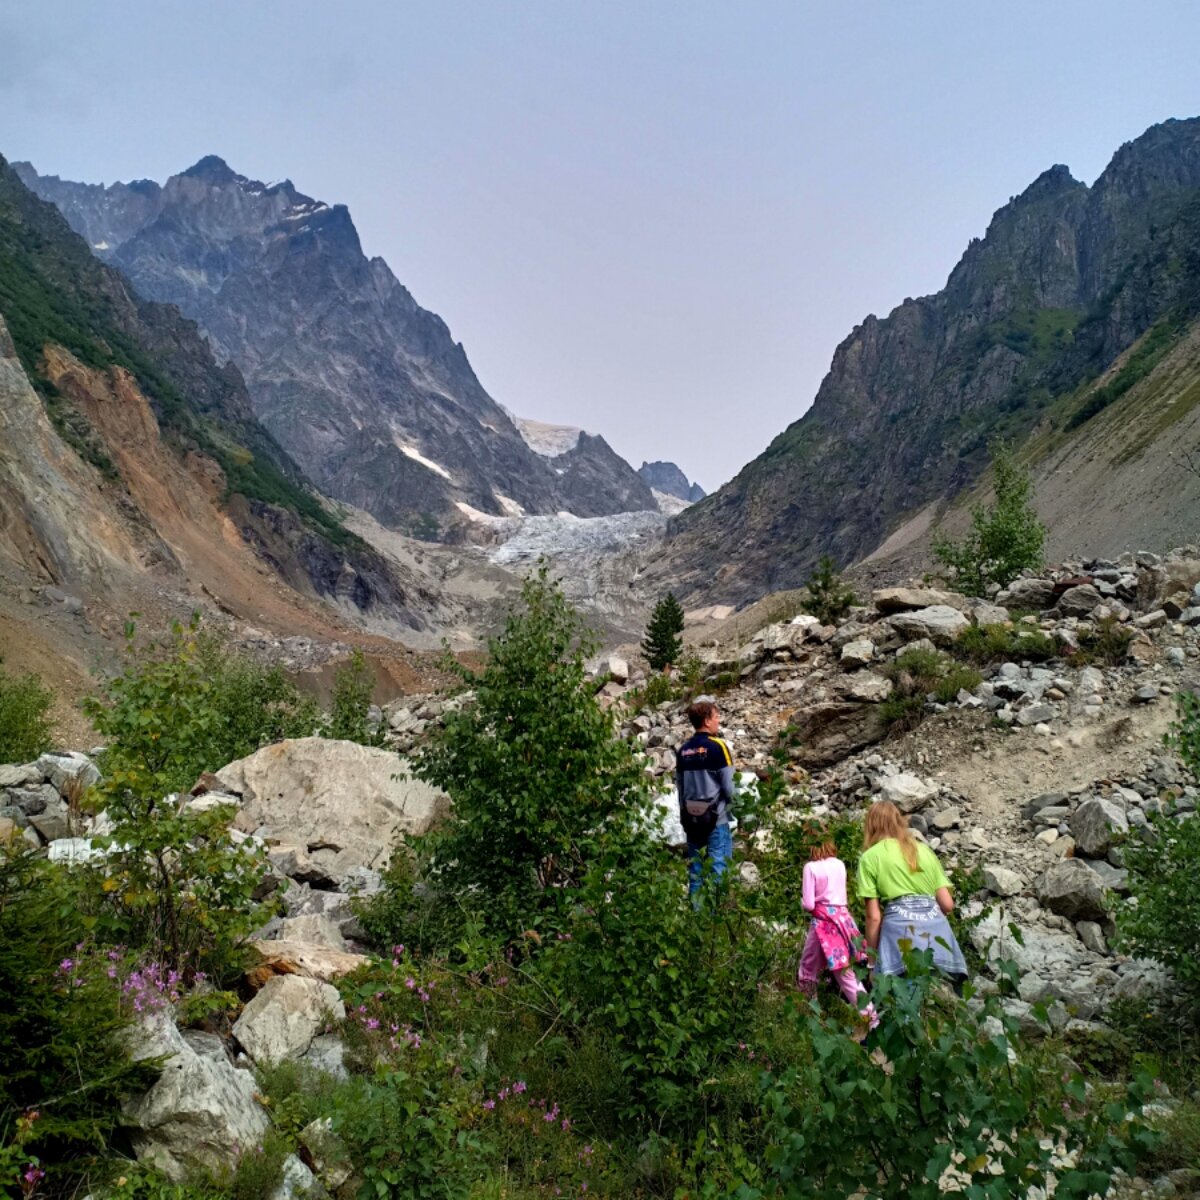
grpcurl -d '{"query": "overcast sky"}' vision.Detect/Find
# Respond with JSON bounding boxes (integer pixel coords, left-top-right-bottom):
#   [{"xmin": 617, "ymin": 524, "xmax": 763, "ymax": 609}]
[{"xmin": 2, "ymin": 1, "xmax": 1199, "ymax": 490}]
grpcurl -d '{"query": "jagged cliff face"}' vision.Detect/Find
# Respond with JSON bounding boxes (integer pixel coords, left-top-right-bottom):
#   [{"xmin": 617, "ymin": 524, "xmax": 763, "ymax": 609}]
[
  {"xmin": 663, "ymin": 117, "xmax": 1200, "ymax": 603},
  {"xmin": 637, "ymin": 461, "xmax": 705, "ymax": 503},
  {"xmin": 16, "ymin": 157, "xmax": 656, "ymax": 532},
  {"xmin": 0, "ymin": 156, "xmax": 443, "ymax": 633}
]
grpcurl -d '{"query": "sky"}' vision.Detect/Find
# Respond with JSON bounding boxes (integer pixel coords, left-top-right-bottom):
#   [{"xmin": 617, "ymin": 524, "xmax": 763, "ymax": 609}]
[{"xmin": 2, "ymin": 2, "xmax": 1199, "ymax": 491}]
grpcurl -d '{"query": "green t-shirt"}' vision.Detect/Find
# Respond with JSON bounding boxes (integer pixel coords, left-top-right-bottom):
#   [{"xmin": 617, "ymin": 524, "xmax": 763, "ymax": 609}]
[{"xmin": 856, "ymin": 838, "xmax": 951, "ymax": 902}]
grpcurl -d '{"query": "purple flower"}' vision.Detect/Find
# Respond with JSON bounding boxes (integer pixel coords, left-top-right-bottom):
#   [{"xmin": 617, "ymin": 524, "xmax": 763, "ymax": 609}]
[
  {"xmin": 513, "ymin": 1080, "xmax": 527, "ymax": 1094},
  {"xmin": 483, "ymin": 1099, "xmax": 496, "ymax": 1110}
]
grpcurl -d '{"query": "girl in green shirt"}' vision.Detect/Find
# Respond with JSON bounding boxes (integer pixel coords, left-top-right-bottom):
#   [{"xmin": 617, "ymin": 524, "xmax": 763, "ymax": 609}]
[{"xmin": 857, "ymin": 801, "xmax": 968, "ymax": 986}]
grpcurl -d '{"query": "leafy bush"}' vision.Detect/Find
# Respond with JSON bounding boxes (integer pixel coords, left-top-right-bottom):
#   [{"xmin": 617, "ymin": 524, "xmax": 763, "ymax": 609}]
[
  {"xmin": 627, "ymin": 670, "xmax": 678, "ymax": 712},
  {"xmin": 933, "ymin": 440, "xmax": 1046, "ymax": 595},
  {"xmin": 1169, "ymin": 688, "xmax": 1200, "ymax": 781},
  {"xmin": 1119, "ymin": 802, "xmax": 1200, "ymax": 1001},
  {"xmin": 1, "ymin": 850, "xmax": 158, "ymax": 1196},
  {"xmin": 738, "ymin": 957, "xmax": 1158, "ymax": 1200},
  {"xmin": 0, "ymin": 662, "xmax": 54, "ymax": 765},
  {"xmin": 954, "ymin": 622, "xmax": 1058, "ymax": 665},
  {"xmin": 326, "ymin": 648, "xmax": 382, "ymax": 745},
  {"xmin": 84, "ymin": 616, "xmax": 318, "ymax": 800},
  {"xmin": 799, "ymin": 556, "xmax": 858, "ymax": 625},
  {"xmin": 642, "ymin": 592, "xmax": 685, "ymax": 672},
  {"xmin": 405, "ymin": 567, "xmax": 650, "ymax": 946}
]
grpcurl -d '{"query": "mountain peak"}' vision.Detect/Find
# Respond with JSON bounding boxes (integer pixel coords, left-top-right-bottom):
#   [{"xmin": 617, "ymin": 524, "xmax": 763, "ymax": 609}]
[{"xmin": 180, "ymin": 155, "xmax": 240, "ymax": 185}]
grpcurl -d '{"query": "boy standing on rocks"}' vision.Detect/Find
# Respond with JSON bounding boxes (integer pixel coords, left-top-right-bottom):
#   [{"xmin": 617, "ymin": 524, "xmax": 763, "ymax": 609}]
[{"xmin": 675, "ymin": 697, "xmax": 737, "ymax": 899}]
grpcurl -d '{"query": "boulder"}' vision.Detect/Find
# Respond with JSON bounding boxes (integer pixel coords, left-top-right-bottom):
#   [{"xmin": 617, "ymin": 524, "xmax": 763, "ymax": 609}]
[
  {"xmin": 603, "ymin": 655, "xmax": 629, "ymax": 684},
  {"xmin": 786, "ymin": 702, "xmax": 889, "ymax": 768},
  {"xmin": 35, "ymin": 751, "xmax": 100, "ymax": 795},
  {"xmin": 268, "ymin": 1154, "xmax": 324, "ymax": 1200},
  {"xmin": 873, "ymin": 587, "xmax": 968, "ymax": 614},
  {"xmin": 216, "ymin": 739, "xmax": 449, "ymax": 878},
  {"xmin": 1036, "ymin": 859, "xmax": 1108, "ymax": 923},
  {"xmin": 981, "ymin": 864, "xmax": 1023, "ymax": 897},
  {"xmin": 246, "ymin": 941, "xmax": 370, "ymax": 989},
  {"xmin": 997, "ymin": 577, "xmax": 1056, "ymax": 610},
  {"xmin": 0, "ymin": 763, "xmax": 42, "ymax": 788},
  {"xmin": 888, "ymin": 605, "xmax": 969, "ymax": 646},
  {"xmin": 233, "ymin": 974, "xmax": 345, "ymax": 1065},
  {"xmin": 970, "ymin": 601, "xmax": 1011, "ymax": 627},
  {"xmin": 1070, "ymin": 797, "xmax": 1128, "ymax": 858},
  {"xmin": 1056, "ymin": 584, "xmax": 1103, "ymax": 617},
  {"xmin": 840, "ymin": 639, "xmax": 875, "ymax": 668},
  {"xmin": 124, "ymin": 1010, "xmax": 269, "ymax": 1181},
  {"xmin": 877, "ymin": 773, "xmax": 938, "ymax": 814},
  {"xmin": 837, "ymin": 672, "xmax": 893, "ymax": 703},
  {"xmin": 274, "ymin": 915, "xmax": 348, "ymax": 951}
]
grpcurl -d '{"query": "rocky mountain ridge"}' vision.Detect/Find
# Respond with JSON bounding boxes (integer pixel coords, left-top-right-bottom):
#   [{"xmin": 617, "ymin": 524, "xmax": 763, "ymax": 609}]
[
  {"xmin": 637, "ymin": 460, "xmax": 706, "ymax": 504},
  {"xmin": 17, "ymin": 156, "xmax": 659, "ymax": 534},
  {"xmin": 661, "ymin": 117, "xmax": 1200, "ymax": 604}
]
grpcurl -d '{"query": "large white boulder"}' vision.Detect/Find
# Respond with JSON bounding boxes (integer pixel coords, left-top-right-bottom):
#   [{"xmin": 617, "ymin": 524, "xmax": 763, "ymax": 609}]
[
  {"xmin": 216, "ymin": 738, "xmax": 449, "ymax": 878},
  {"xmin": 1036, "ymin": 859, "xmax": 1108, "ymax": 923},
  {"xmin": 1070, "ymin": 797, "xmax": 1129, "ymax": 859},
  {"xmin": 233, "ymin": 974, "xmax": 345, "ymax": 1066},
  {"xmin": 877, "ymin": 773, "xmax": 938, "ymax": 814},
  {"xmin": 888, "ymin": 606, "xmax": 970, "ymax": 646},
  {"xmin": 124, "ymin": 1011, "xmax": 269, "ymax": 1181},
  {"xmin": 873, "ymin": 587, "xmax": 968, "ymax": 614}
]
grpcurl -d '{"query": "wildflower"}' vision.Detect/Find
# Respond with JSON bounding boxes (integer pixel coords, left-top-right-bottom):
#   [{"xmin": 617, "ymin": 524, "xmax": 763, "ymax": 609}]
[
  {"xmin": 483, "ymin": 1099, "xmax": 496, "ymax": 1110},
  {"xmin": 513, "ymin": 1080, "xmax": 527, "ymax": 1094},
  {"xmin": 366, "ymin": 1017, "xmax": 380, "ymax": 1031},
  {"xmin": 59, "ymin": 958, "xmax": 74, "ymax": 972},
  {"xmin": 405, "ymin": 977, "xmax": 416, "ymax": 990}
]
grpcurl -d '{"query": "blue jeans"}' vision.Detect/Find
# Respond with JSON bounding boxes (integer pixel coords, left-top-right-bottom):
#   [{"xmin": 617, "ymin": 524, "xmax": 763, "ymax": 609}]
[{"xmin": 687, "ymin": 822, "xmax": 733, "ymax": 898}]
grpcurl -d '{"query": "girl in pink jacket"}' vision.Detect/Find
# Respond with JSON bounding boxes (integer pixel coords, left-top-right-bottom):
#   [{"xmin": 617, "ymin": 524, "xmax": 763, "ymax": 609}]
[{"xmin": 797, "ymin": 836, "xmax": 878, "ymax": 1030}]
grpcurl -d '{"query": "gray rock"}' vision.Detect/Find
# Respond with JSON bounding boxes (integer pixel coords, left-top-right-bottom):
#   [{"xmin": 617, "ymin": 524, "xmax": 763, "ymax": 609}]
[
  {"xmin": 840, "ymin": 638, "xmax": 875, "ymax": 668},
  {"xmin": 0, "ymin": 763, "xmax": 42, "ymax": 788},
  {"xmin": 1070, "ymin": 797, "xmax": 1129, "ymax": 857},
  {"xmin": 877, "ymin": 773, "xmax": 938, "ymax": 814},
  {"xmin": 981, "ymin": 864, "xmax": 1023, "ymax": 897},
  {"xmin": 233, "ymin": 975, "xmax": 345, "ymax": 1066},
  {"xmin": 930, "ymin": 806, "xmax": 961, "ymax": 832},
  {"xmin": 6, "ymin": 783, "xmax": 56, "ymax": 815},
  {"xmin": 27, "ymin": 808, "xmax": 71, "ymax": 842},
  {"xmin": 1082, "ymin": 858, "xmax": 1129, "ymax": 893},
  {"xmin": 888, "ymin": 605, "xmax": 970, "ymax": 646},
  {"xmin": 838, "ymin": 671, "xmax": 893, "ymax": 703},
  {"xmin": 1180, "ymin": 607, "xmax": 1200, "ymax": 626},
  {"xmin": 872, "ymin": 587, "xmax": 967, "ymax": 614},
  {"xmin": 1024, "ymin": 792, "xmax": 1066, "ymax": 819},
  {"xmin": 1036, "ymin": 859, "xmax": 1108, "ymax": 922},
  {"xmin": 268, "ymin": 1153, "xmax": 324, "ymax": 1200},
  {"xmin": 35, "ymin": 751, "xmax": 100, "ymax": 795},
  {"xmin": 1167, "ymin": 647, "xmax": 1187, "ymax": 667},
  {"xmin": 299, "ymin": 1034, "xmax": 349, "ymax": 1082},
  {"xmin": 1057, "ymin": 584, "xmax": 1104, "ymax": 616},
  {"xmin": 1078, "ymin": 666, "xmax": 1105, "ymax": 693},
  {"xmin": 124, "ymin": 1010, "xmax": 269, "ymax": 1181},
  {"xmin": 1133, "ymin": 685, "xmax": 1160, "ymax": 704},
  {"xmin": 274, "ymin": 915, "xmax": 348, "ymax": 951},
  {"xmin": 1016, "ymin": 703, "xmax": 1057, "ymax": 727},
  {"xmin": 1076, "ymin": 921, "xmax": 1108, "ymax": 955},
  {"xmin": 970, "ymin": 601, "xmax": 1011, "ymax": 627},
  {"xmin": 997, "ymin": 578, "xmax": 1056, "ymax": 610},
  {"xmin": 1032, "ymin": 806, "xmax": 1071, "ymax": 826}
]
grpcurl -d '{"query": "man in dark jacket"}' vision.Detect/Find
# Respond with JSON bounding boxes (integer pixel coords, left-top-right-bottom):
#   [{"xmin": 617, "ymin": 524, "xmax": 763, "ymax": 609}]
[{"xmin": 675, "ymin": 697, "xmax": 736, "ymax": 899}]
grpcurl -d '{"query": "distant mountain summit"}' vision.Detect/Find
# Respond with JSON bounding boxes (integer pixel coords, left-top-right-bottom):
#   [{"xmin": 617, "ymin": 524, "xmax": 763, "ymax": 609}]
[
  {"xmin": 16, "ymin": 157, "xmax": 656, "ymax": 534},
  {"xmin": 637, "ymin": 461, "xmax": 705, "ymax": 504},
  {"xmin": 658, "ymin": 116, "xmax": 1200, "ymax": 602}
]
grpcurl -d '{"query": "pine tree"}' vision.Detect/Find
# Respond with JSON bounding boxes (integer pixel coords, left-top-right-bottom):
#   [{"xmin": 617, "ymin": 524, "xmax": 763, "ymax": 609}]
[
  {"xmin": 642, "ymin": 593, "xmax": 685, "ymax": 672},
  {"xmin": 800, "ymin": 556, "xmax": 858, "ymax": 625}
]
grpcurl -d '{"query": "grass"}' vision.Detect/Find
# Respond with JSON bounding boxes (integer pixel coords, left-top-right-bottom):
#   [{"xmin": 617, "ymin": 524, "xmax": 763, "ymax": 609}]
[
  {"xmin": 879, "ymin": 647, "xmax": 982, "ymax": 730},
  {"xmin": 954, "ymin": 623, "xmax": 1058, "ymax": 665},
  {"xmin": 1065, "ymin": 318, "xmax": 1182, "ymax": 431}
]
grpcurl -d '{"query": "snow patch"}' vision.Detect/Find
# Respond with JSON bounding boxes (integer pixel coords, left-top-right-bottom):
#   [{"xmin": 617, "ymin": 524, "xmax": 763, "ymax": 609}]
[
  {"xmin": 92, "ymin": 240, "xmax": 110, "ymax": 251},
  {"xmin": 494, "ymin": 494, "xmax": 525, "ymax": 517},
  {"xmin": 454, "ymin": 501, "xmax": 498, "ymax": 523},
  {"xmin": 514, "ymin": 416, "xmax": 584, "ymax": 458},
  {"xmin": 652, "ymin": 489, "xmax": 691, "ymax": 517},
  {"xmin": 392, "ymin": 436, "xmax": 452, "ymax": 480}
]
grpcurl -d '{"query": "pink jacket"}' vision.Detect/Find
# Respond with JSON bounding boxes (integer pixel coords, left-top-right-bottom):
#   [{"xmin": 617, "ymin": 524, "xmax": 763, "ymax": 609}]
[{"xmin": 802, "ymin": 857, "xmax": 849, "ymax": 913}]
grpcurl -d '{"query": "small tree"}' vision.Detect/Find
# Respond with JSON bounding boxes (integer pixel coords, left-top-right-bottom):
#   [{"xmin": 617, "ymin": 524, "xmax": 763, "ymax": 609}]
[
  {"xmin": 641, "ymin": 593, "xmax": 685, "ymax": 672},
  {"xmin": 800, "ymin": 555, "xmax": 858, "ymax": 625},
  {"xmin": 0, "ymin": 661, "xmax": 54, "ymax": 764},
  {"xmin": 1117, "ymin": 690, "xmax": 1200, "ymax": 1001},
  {"xmin": 411, "ymin": 566, "xmax": 649, "ymax": 944},
  {"xmin": 934, "ymin": 440, "xmax": 1046, "ymax": 596},
  {"xmin": 327, "ymin": 648, "xmax": 382, "ymax": 745}
]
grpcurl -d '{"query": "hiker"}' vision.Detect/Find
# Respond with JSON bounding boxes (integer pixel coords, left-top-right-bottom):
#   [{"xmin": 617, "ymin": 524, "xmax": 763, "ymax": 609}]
[
  {"xmin": 798, "ymin": 834, "xmax": 879, "ymax": 1030},
  {"xmin": 675, "ymin": 697, "xmax": 736, "ymax": 898},
  {"xmin": 857, "ymin": 800, "xmax": 968, "ymax": 989}
]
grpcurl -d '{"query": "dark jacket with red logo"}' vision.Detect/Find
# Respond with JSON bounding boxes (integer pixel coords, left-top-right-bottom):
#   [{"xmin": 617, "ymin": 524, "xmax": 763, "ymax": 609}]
[{"xmin": 675, "ymin": 731, "xmax": 736, "ymax": 829}]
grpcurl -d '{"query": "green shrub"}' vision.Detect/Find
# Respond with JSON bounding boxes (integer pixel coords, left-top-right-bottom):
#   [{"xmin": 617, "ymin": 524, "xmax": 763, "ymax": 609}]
[
  {"xmin": 799, "ymin": 556, "xmax": 858, "ymax": 625},
  {"xmin": 1169, "ymin": 688, "xmax": 1200, "ymax": 781},
  {"xmin": 325, "ymin": 648, "xmax": 382, "ymax": 745},
  {"xmin": 954, "ymin": 622, "xmax": 1058, "ymax": 665},
  {"xmin": 879, "ymin": 648, "xmax": 981, "ymax": 729},
  {"xmin": 0, "ymin": 850, "xmax": 159, "ymax": 1196},
  {"xmin": 738, "ymin": 957, "xmax": 1158, "ymax": 1200},
  {"xmin": 642, "ymin": 592, "xmax": 685, "ymax": 672},
  {"xmin": 405, "ymin": 567, "xmax": 650, "ymax": 946},
  {"xmin": 1071, "ymin": 616, "xmax": 1136, "ymax": 667},
  {"xmin": 1066, "ymin": 318, "xmax": 1180, "ymax": 431},
  {"xmin": 628, "ymin": 670, "xmax": 678, "ymax": 712},
  {"xmin": 933, "ymin": 440, "xmax": 1046, "ymax": 595},
  {"xmin": 1118, "ymin": 801, "xmax": 1200, "ymax": 1001},
  {"xmin": 84, "ymin": 616, "xmax": 318, "ymax": 800},
  {"xmin": 0, "ymin": 662, "xmax": 54, "ymax": 764}
]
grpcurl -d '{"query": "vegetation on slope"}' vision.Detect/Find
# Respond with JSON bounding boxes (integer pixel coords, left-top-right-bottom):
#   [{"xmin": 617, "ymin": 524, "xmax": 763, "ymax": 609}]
[{"xmin": 0, "ymin": 155, "xmax": 356, "ymax": 547}]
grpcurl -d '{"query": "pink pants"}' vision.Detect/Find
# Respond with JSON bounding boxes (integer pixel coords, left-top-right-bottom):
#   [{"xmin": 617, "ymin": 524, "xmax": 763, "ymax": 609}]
[{"xmin": 797, "ymin": 924, "xmax": 878, "ymax": 1027}]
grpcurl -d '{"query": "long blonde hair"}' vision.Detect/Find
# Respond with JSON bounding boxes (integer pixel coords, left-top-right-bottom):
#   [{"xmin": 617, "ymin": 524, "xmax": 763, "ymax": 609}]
[{"xmin": 863, "ymin": 800, "xmax": 920, "ymax": 872}]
